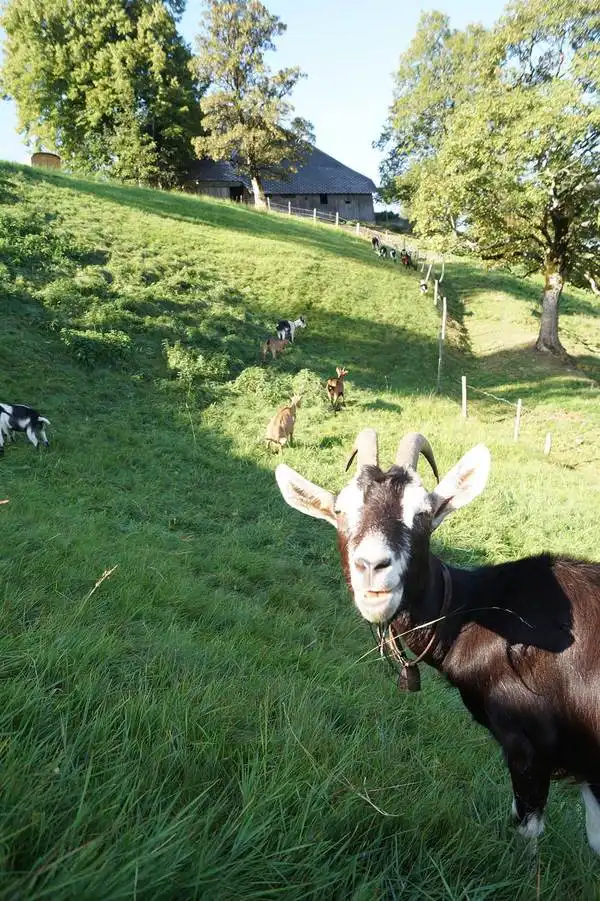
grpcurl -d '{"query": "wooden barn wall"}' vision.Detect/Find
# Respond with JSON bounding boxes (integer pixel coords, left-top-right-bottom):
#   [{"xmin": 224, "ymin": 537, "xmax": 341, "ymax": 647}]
[{"xmin": 268, "ymin": 192, "xmax": 375, "ymax": 222}]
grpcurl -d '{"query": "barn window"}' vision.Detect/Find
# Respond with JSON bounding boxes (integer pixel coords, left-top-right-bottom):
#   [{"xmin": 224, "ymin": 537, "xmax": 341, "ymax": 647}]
[
  {"xmin": 280, "ymin": 193, "xmax": 296, "ymax": 199},
  {"xmin": 344, "ymin": 198, "xmax": 351, "ymax": 204},
  {"xmin": 320, "ymin": 194, "xmax": 328, "ymax": 205}
]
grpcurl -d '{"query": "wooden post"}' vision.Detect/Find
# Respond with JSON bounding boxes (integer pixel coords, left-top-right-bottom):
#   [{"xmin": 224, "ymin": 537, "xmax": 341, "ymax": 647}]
[
  {"xmin": 436, "ymin": 296, "xmax": 448, "ymax": 393},
  {"xmin": 513, "ymin": 399, "xmax": 522, "ymax": 441},
  {"xmin": 312, "ymin": 208, "xmax": 316, "ymax": 223},
  {"xmin": 420, "ymin": 259, "xmax": 426, "ymax": 273},
  {"xmin": 439, "ymin": 258, "xmax": 445, "ymax": 283},
  {"xmin": 288, "ymin": 201, "xmax": 291, "ymax": 215},
  {"xmin": 434, "ymin": 279, "xmax": 439, "ymax": 307},
  {"xmin": 425, "ymin": 262, "xmax": 433, "ymax": 282},
  {"xmin": 544, "ymin": 433, "xmax": 552, "ymax": 456},
  {"xmin": 461, "ymin": 376, "xmax": 467, "ymax": 418},
  {"xmin": 266, "ymin": 196, "xmax": 271, "ymax": 212},
  {"xmin": 355, "ymin": 222, "xmax": 360, "ymax": 236},
  {"xmin": 335, "ymin": 211, "xmax": 339, "ymax": 227}
]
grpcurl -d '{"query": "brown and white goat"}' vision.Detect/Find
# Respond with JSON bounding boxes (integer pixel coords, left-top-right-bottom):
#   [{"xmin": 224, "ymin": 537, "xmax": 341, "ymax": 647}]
[
  {"xmin": 326, "ymin": 367, "xmax": 348, "ymax": 411},
  {"xmin": 275, "ymin": 431, "xmax": 600, "ymax": 854},
  {"xmin": 265, "ymin": 395, "xmax": 302, "ymax": 451},
  {"xmin": 261, "ymin": 337, "xmax": 289, "ymax": 363}
]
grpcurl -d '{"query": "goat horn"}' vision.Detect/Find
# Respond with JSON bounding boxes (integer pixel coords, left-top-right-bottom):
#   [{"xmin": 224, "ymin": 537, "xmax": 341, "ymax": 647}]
[
  {"xmin": 345, "ymin": 428, "xmax": 379, "ymax": 472},
  {"xmin": 395, "ymin": 432, "xmax": 439, "ymax": 482}
]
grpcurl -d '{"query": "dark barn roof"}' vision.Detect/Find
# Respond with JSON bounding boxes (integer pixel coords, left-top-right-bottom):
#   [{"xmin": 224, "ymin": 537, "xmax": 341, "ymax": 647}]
[{"xmin": 188, "ymin": 146, "xmax": 377, "ymax": 195}]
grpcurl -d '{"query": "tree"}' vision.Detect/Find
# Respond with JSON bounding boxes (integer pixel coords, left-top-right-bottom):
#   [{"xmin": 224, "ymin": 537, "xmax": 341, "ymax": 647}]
[
  {"xmin": 0, "ymin": 0, "xmax": 201, "ymax": 187},
  {"xmin": 379, "ymin": 0, "xmax": 600, "ymax": 356},
  {"xmin": 192, "ymin": 0, "xmax": 314, "ymax": 208}
]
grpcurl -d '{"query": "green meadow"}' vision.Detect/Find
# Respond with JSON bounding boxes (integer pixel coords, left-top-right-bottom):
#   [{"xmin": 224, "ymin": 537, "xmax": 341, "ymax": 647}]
[{"xmin": 1, "ymin": 160, "xmax": 599, "ymax": 899}]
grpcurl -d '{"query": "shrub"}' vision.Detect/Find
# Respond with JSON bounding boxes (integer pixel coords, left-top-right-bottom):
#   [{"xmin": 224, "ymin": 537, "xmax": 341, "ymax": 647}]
[
  {"xmin": 163, "ymin": 341, "xmax": 231, "ymax": 387},
  {"xmin": 59, "ymin": 328, "xmax": 133, "ymax": 368}
]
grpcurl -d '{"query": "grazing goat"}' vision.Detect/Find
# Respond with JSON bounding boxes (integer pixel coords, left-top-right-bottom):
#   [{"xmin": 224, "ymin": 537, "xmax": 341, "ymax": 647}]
[
  {"xmin": 326, "ymin": 367, "xmax": 348, "ymax": 411},
  {"xmin": 378, "ymin": 245, "xmax": 397, "ymax": 263},
  {"xmin": 400, "ymin": 250, "xmax": 413, "ymax": 269},
  {"xmin": 276, "ymin": 317, "xmax": 306, "ymax": 344},
  {"xmin": 261, "ymin": 337, "xmax": 289, "ymax": 362},
  {"xmin": 265, "ymin": 395, "xmax": 302, "ymax": 451},
  {"xmin": 419, "ymin": 279, "xmax": 429, "ymax": 294},
  {"xmin": 371, "ymin": 236, "xmax": 381, "ymax": 254},
  {"xmin": 274, "ymin": 430, "xmax": 600, "ymax": 855},
  {"xmin": 0, "ymin": 403, "xmax": 50, "ymax": 455}
]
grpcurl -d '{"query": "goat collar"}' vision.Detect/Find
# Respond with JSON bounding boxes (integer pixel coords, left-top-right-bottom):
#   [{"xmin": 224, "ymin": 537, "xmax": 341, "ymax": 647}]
[{"xmin": 376, "ymin": 562, "xmax": 453, "ymax": 693}]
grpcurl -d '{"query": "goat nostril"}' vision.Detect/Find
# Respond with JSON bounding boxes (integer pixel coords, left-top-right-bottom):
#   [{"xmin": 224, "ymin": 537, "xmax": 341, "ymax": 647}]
[{"xmin": 374, "ymin": 558, "xmax": 392, "ymax": 571}]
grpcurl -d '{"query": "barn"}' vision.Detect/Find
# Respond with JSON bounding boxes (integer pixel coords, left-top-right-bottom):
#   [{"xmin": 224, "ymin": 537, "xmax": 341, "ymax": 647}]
[{"xmin": 186, "ymin": 146, "xmax": 377, "ymax": 222}]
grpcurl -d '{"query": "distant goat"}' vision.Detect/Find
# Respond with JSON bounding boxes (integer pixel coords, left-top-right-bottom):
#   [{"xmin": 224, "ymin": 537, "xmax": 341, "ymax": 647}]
[
  {"xmin": 371, "ymin": 236, "xmax": 381, "ymax": 254},
  {"xmin": 326, "ymin": 367, "xmax": 348, "ymax": 411},
  {"xmin": 400, "ymin": 250, "xmax": 413, "ymax": 268},
  {"xmin": 261, "ymin": 337, "xmax": 289, "ymax": 362},
  {"xmin": 276, "ymin": 317, "xmax": 306, "ymax": 343},
  {"xmin": 0, "ymin": 403, "xmax": 50, "ymax": 455},
  {"xmin": 265, "ymin": 395, "xmax": 302, "ymax": 450},
  {"xmin": 274, "ymin": 430, "xmax": 600, "ymax": 855},
  {"xmin": 419, "ymin": 279, "xmax": 429, "ymax": 294}
]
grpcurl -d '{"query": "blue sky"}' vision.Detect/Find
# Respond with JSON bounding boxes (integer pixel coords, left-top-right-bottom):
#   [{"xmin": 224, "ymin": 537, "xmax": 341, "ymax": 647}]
[{"xmin": 0, "ymin": 0, "xmax": 507, "ymax": 183}]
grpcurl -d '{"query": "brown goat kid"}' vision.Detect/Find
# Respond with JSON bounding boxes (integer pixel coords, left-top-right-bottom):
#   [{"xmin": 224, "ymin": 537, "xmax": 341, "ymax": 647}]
[
  {"xmin": 274, "ymin": 430, "xmax": 600, "ymax": 855},
  {"xmin": 326, "ymin": 367, "xmax": 348, "ymax": 411},
  {"xmin": 261, "ymin": 337, "xmax": 289, "ymax": 362},
  {"xmin": 265, "ymin": 395, "xmax": 302, "ymax": 451}
]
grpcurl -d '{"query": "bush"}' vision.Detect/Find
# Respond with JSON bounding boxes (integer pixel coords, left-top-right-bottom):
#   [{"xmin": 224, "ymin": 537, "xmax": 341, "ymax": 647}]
[
  {"xmin": 231, "ymin": 367, "xmax": 292, "ymax": 404},
  {"xmin": 163, "ymin": 341, "xmax": 231, "ymax": 387},
  {"xmin": 59, "ymin": 328, "xmax": 133, "ymax": 368}
]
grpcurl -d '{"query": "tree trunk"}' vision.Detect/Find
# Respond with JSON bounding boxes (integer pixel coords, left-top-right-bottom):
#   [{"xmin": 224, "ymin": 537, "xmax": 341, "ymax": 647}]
[
  {"xmin": 251, "ymin": 175, "xmax": 267, "ymax": 210},
  {"xmin": 535, "ymin": 261, "xmax": 566, "ymax": 356}
]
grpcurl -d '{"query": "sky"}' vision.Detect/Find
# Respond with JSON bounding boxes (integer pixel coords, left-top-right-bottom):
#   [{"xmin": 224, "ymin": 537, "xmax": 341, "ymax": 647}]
[{"xmin": 0, "ymin": 0, "xmax": 508, "ymax": 184}]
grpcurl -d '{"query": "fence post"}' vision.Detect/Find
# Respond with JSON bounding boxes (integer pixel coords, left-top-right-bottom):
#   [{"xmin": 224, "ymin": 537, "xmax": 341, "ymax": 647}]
[
  {"xmin": 461, "ymin": 376, "xmax": 467, "ymax": 418},
  {"xmin": 267, "ymin": 196, "xmax": 271, "ymax": 212},
  {"xmin": 420, "ymin": 259, "xmax": 426, "ymax": 273},
  {"xmin": 335, "ymin": 211, "xmax": 339, "ymax": 227},
  {"xmin": 288, "ymin": 201, "xmax": 291, "ymax": 215},
  {"xmin": 439, "ymin": 258, "xmax": 445, "ymax": 284},
  {"xmin": 425, "ymin": 262, "xmax": 433, "ymax": 282},
  {"xmin": 544, "ymin": 433, "xmax": 552, "ymax": 456},
  {"xmin": 313, "ymin": 208, "xmax": 317, "ymax": 223},
  {"xmin": 355, "ymin": 222, "xmax": 360, "ymax": 236},
  {"xmin": 513, "ymin": 399, "xmax": 522, "ymax": 441},
  {"xmin": 434, "ymin": 279, "xmax": 439, "ymax": 307},
  {"xmin": 436, "ymin": 296, "xmax": 448, "ymax": 393}
]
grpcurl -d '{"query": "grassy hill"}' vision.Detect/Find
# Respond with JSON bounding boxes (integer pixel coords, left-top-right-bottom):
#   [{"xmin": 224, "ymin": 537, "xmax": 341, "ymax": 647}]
[{"xmin": 1, "ymin": 160, "xmax": 599, "ymax": 900}]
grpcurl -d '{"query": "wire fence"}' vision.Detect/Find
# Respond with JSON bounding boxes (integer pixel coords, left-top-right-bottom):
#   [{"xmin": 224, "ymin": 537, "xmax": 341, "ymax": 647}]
[{"xmin": 262, "ymin": 192, "xmax": 598, "ymax": 466}]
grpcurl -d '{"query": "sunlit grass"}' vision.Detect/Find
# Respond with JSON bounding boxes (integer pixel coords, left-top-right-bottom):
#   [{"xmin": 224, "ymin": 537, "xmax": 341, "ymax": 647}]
[{"xmin": 0, "ymin": 160, "xmax": 599, "ymax": 899}]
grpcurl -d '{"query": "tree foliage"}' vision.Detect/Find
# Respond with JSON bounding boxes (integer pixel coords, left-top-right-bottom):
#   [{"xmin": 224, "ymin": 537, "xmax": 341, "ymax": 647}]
[
  {"xmin": 379, "ymin": 0, "xmax": 600, "ymax": 355},
  {"xmin": 0, "ymin": 0, "xmax": 201, "ymax": 187},
  {"xmin": 192, "ymin": 0, "xmax": 314, "ymax": 207}
]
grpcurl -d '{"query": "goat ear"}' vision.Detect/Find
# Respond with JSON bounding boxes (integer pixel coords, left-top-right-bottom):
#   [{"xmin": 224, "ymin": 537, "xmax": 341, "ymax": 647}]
[
  {"xmin": 429, "ymin": 444, "xmax": 491, "ymax": 530},
  {"xmin": 275, "ymin": 465, "xmax": 337, "ymax": 527}
]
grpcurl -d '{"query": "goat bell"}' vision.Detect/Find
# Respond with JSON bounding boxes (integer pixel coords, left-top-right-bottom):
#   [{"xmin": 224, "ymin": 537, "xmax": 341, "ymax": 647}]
[{"xmin": 398, "ymin": 664, "xmax": 421, "ymax": 692}]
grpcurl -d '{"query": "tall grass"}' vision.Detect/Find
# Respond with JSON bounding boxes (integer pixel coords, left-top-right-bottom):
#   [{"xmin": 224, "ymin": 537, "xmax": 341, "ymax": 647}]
[{"xmin": 0, "ymin": 161, "xmax": 599, "ymax": 899}]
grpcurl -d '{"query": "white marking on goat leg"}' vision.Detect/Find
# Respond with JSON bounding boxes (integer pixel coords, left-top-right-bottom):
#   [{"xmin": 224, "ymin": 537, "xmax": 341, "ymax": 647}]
[
  {"xmin": 511, "ymin": 797, "xmax": 518, "ymax": 821},
  {"xmin": 40, "ymin": 428, "xmax": 49, "ymax": 446},
  {"xmin": 26, "ymin": 425, "xmax": 38, "ymax": 448},
  {"xmin": 517, "ymin": 812, "xmax": 544, "ymax": 839},
  {"xmin": 581, "ymin": 784, "xmax": 600, "ymax": 855}
]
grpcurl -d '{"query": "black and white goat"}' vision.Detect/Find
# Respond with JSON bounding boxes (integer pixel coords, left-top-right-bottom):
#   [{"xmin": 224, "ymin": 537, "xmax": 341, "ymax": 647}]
[
  {"xmin": 276, "ymin": 317, "xmax": 307, "ymax": 343},
  {"xmin": 0, "ymin": 403, "xmax": 50, "ymax": 454},
  {"xmin": 275, "ymin": 430, "xmax": 600, "ymax": 854},
  {"xmin": 419, "ymin": 279, "xmax": 429, "ymax": 294}
]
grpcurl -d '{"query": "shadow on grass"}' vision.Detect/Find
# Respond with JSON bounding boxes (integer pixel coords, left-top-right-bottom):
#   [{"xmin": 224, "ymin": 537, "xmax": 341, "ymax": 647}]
[
  {"xmin": 9, "ymin": 163, "xmax": 424, "ymax": 282},
  {"xmin": 449, "ymin": 260, "xmax": 600, "ymax": 319}
]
